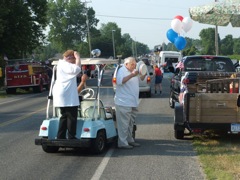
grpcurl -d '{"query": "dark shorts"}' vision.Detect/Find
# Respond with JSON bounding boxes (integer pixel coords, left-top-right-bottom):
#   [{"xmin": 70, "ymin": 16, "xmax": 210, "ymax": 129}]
[{"xmin": 155, "ymin": 75, "xmax": 162, "ymax": 84}]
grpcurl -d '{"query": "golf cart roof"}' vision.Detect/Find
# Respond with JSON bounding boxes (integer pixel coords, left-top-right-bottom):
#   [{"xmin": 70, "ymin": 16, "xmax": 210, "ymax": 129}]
[{"xmin": 52, "ymin": 58, "xmax": 118, "ymax": 66}]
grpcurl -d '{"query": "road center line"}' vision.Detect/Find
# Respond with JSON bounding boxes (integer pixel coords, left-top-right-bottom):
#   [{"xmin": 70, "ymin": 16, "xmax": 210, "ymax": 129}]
[
  {"xmin": 0, "ymin": 107, "xmax": 46, "ymax": 127},
  {"xmin": 91, "ymin": 148, "xmax": 114, "ymax": 180}
]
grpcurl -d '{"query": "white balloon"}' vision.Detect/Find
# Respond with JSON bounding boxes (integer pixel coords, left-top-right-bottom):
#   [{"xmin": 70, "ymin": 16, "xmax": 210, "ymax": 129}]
[
  {"xmin": 171, "ymin": 19, "xmax": 182, "ymax": 34},
  {"xmin": 182, "ymin": 17, "xmax": 193, "ymax": 33}
]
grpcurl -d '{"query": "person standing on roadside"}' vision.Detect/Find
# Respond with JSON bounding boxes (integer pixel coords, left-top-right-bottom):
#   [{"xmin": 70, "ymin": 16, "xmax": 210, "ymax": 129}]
[
  {"xmin": 153, "ymin": 64, "xmax": 163, "ymax": 94},
  {"xmin": 114, "ymin": 57, "xmax": 145, "ymax": 149},
  {"xmin": 53, "ymin": 50, "xmax": 81, "ymax": 139}
]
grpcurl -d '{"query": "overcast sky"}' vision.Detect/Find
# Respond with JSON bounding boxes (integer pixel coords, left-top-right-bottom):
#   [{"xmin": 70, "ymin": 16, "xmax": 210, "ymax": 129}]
[{"xmin": 89, "ymin": 0, "xmax": 240, "ymax": 49}]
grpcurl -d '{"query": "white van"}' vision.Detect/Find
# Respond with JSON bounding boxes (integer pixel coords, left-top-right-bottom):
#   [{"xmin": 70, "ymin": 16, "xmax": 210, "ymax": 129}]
[{"xmin": 157, "ymin": 51, "xmax": 182, "ymax": 73}]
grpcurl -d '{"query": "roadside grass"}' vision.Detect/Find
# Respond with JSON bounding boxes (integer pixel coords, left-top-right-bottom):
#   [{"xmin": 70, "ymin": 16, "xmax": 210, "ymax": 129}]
[{"xmin": 193, "ymin": 132, "xmax": 240, "ymax": 180}]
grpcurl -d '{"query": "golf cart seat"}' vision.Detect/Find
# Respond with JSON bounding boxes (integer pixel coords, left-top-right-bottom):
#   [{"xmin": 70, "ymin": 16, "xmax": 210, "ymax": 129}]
[{"xmin": 80, "ymin": 98, "xmax": 106, "ymax": 119}]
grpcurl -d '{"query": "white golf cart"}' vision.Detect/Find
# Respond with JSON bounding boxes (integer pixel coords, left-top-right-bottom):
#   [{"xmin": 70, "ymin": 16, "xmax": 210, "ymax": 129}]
[{"xmin": 35, "ymin": 57, "xmax": 118, "ymax": 154}]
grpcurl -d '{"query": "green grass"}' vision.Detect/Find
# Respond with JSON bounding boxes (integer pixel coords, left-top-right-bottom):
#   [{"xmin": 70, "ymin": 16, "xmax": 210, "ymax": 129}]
[{"xmin": 193, "ymin": 132, "xmax": 240, "ymax": 180}]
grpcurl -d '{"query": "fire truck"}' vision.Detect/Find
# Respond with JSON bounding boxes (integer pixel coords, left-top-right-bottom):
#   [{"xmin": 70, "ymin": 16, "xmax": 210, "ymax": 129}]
[{"xmin": 5, "ymin": 59, "xmax": 51, "ymax": 94}]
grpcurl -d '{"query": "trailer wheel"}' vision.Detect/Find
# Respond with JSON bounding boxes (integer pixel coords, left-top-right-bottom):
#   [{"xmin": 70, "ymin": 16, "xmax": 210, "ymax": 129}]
[
  {"xmin": 174, "ymin": 129, "xmax": 184, "ymax": 139},
  {"xmin": 92, "ymin": 131, "xmax": 106, "ymax": 154},
  {"xmin": 42, "ymin": 145, "xmax": 59, "ymax": 153}
]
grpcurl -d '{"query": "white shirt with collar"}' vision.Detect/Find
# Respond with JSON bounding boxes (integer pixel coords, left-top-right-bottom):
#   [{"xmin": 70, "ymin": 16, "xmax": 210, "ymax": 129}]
[
  {"xmin": 53, "ymin": 59, "xmax": 81, "ymax": 107},
  {"xmin": 114, "ymin": 65, "xmax": 139, "ymax": 107}
]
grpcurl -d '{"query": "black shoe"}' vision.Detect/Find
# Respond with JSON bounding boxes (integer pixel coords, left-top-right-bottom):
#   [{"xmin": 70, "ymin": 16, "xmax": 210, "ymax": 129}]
[{"xmin": 68, "ymin": 137, "xmax": 78, "ymax": 140}]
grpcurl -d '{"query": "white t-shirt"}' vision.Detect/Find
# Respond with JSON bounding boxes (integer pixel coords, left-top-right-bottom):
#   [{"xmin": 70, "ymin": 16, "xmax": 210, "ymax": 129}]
[
  {"xmin": 114, "ymin": 65, "xmax": 139, "ymax": 107},
  {"xmin": 53, "ymin": 59, "xmax": 81, "ymax": 107}
]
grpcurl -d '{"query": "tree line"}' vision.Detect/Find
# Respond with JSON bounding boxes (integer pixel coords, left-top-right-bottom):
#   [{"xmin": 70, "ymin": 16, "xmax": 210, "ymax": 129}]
[{"xmin": 0, "ymin": 1, "xmax": 240, "ymax": 66}]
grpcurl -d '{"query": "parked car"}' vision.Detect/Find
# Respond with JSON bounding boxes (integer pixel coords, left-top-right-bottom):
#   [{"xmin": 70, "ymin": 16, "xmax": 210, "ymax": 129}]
[{"xmin": 112, "ymin": 61, "xmax": 152, "ymax": 97}]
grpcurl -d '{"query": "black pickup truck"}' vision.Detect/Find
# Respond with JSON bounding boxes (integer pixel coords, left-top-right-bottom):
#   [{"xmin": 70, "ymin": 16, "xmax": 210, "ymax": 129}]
[
  {"xmin": 168, "ymin": 55, "xmax": 240, "ymax": 139},
  {"xmin": 169, "ymin": 55, "xmax": 235, "ymax": 108}
]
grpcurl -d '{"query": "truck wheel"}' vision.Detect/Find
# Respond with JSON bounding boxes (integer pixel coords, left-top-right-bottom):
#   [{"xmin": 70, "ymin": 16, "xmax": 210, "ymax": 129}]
[
  {"xmin": 33, "ymin": 83, "xmax": 43, "ymax": 93},
  {"xmin": 6, "ymin": 88, "xmax": 16, "ymax": 94},
  {"xmin": 169, "ymin": 91, "xmax": 175, "ymax": 108},
  {"xmin": 92, "ymin": 131, "xmax": 106, "ymax": 154},
  {"xmin": 42, "ymin": 145, "xmax": 59, "ymax": 153},
  {"xmin": 174, "ymin": 129, "xmax": 184, "ymax": 139}
]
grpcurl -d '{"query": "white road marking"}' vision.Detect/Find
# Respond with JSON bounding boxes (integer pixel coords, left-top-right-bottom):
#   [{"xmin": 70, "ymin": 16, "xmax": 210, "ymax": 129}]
[
  {"xmin": 91, "ymin": 148, "xmax": 114, "ymax": 180},
  {"xmin": 0, "ymin": 94, "xmax": 40, "ymax": 105}
]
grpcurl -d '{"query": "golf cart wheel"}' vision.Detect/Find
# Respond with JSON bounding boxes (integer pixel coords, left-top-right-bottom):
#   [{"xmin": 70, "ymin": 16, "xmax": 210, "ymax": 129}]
[
  {"xmin": 42, "ymin": 144, "xmax": 59, "ymax": 153},
  {"xmin": 132, "ymin": 124, "xmax": 137, "ymax": 139},
  {"xmin": 92, "ymin": 131, "xmax": 106, "ymax": 154}
]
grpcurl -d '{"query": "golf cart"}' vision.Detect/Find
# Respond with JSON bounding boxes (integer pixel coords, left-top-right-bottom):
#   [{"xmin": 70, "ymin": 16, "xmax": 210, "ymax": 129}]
[{"xmin": 35, "ymin": 57, "xmax": 118, "ymax": 154}]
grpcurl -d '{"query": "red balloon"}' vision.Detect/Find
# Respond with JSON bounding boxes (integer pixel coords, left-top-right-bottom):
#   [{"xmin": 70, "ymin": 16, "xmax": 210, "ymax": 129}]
[{"xmin": 174, "ymin": 15, "xmax": 184, "ymax": 22}]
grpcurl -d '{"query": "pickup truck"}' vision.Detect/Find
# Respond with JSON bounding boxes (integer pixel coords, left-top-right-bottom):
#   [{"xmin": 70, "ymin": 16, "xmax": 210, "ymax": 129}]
[{"xmin": 169, "ymin": 55, "xmax": 240, "ymax": 139}]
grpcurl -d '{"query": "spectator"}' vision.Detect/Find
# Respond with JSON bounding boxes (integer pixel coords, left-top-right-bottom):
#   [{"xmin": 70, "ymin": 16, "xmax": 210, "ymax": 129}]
[
  {"xmin": 52, "ymin": 50, "xmax": 81, "ymax": 139},
  {"xmin": 77, "ymin": 65, "xmax": 91, "ymax": 93},
  {"xmin": 114, "ymin": 57, "xmax": 145, "ymax": 149},
  {"xmin": 153, "ymin": 64, "xmax": 163, "ymax": 94}
]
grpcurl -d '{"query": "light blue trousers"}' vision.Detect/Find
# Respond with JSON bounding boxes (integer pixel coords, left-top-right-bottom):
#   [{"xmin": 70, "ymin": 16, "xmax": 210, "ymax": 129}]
[{"xmin": 115, "ymin": 105, "xmax": 138, "ymax": 147}]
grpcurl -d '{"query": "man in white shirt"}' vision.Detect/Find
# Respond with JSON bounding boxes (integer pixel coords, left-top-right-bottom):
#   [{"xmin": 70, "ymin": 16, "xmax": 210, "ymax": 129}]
[
  {"xmin": 53, "ymin": 50, "xmax": 81, "ymax": 139},
  {"xmin": 114, "ymin": 57, "xmax": 145, "ymax": 149}
]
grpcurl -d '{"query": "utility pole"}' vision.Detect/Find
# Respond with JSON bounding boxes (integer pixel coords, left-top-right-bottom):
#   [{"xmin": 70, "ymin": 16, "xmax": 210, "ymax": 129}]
[
  {"xmin": 112, "ymin": 30, "xmax": 116, "ymax": 59},
  {"xmin": 215, "ymin": 0, "xmax": 219, "ymax": 55},
  {"xmin": 83, "ymin": 0, "xmax": 92, "ymax": 57},
  {"xmin": 135, "ymin": 38, "xmax": 137, "ymax": 58}
]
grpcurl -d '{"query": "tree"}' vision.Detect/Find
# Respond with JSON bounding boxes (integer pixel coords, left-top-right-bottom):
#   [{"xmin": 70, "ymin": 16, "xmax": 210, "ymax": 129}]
[
  {"xmin": 47, "ymin": 0, "xmax": 98, "ymax": 53},
  {"xmin": 233, "ymin": 38, "xmax": 240, "ymax": 55},
  {"xmin": 199, "ymin": 28, "xmax": 216, "ymax": 55},
  {"xmin": 220, "ymin": 35, "xmax": 233, "ymax": 55},
  {"xmin": 0, "ymin": 0, "xmax": 48, "ymax": 59}
]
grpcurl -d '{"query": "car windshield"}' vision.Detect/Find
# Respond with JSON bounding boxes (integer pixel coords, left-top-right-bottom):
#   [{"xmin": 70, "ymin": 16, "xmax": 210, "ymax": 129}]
[{"xmin": 184, "ymin": 57, "xmax": 234, "ymax": 72}]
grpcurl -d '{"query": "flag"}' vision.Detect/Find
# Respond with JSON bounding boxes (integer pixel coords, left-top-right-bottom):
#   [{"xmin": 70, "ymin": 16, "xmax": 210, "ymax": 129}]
[
  {"xmin": 176, "ymin": 61, "xmax": 184, "ymax": 69},
  {"xmin": 4, "ymin": 54, "xmax": 8, "ymax": 61}
]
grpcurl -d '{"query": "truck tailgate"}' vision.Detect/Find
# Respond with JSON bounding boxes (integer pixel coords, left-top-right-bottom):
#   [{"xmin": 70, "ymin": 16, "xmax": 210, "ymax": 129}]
[{"xmin": 186, "ymin": 93, "xmax": 240, "ymax": 123}]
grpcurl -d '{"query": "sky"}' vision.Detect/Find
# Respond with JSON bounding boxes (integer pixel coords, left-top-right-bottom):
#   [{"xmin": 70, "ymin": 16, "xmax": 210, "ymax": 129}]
[{"xmin": 88, "ymin": 0, "xmax": 240, "ymax": 49}]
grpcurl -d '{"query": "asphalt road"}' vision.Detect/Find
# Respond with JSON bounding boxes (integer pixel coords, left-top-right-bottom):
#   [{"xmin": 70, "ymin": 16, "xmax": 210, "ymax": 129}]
[{"xmin": 0, "ymin": 69, "xmax": 205, "ymax": 180}]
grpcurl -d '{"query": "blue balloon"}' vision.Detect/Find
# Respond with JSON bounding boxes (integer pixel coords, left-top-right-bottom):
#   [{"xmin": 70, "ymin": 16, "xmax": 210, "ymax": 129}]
[
  {"xmin": 166, "ymin": 29, "xmax": 178, "ymax": 43},
  {"xmin": 174, "ymin": 36, "xmax": 187, "ymax": 50}
]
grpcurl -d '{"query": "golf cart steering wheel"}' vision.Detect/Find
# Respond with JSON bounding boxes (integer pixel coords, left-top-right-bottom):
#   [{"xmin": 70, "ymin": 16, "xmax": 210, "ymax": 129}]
[{"xmin": 79, "ymin": 88, "xmax": 95, "ymax": 99}]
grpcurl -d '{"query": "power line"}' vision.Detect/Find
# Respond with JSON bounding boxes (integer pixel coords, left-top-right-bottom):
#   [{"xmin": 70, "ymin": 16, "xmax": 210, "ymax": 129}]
[{"xmin": 96, "ymin": 14, "xmax": 172, "ymax": 20}]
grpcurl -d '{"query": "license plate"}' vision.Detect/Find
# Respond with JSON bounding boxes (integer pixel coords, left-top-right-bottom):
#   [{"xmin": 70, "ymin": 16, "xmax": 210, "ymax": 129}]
[{"xmin": 231, "ymin": 124, "xmax": 240, "ymax": 132}]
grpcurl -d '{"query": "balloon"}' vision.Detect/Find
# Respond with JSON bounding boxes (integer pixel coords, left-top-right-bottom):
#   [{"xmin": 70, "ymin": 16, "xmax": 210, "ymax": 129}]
[
  {"xmin": 174, "ymin": 36, "xmax": 187, "ymax": 50},
  {"xmin": 182, "ymin": 17, "xmax": 193, "ymax": 33},
  {"xmin": 174, "ymin": 15, "xmax": 184, "ymax": 22},
  {"xmin": 171, "ymin": 19, "xmax": 182, "ymax": 34},
  {"xmin": 166, "ymin": 29, "xmax": 178, "ymax": 43},
  {"xmin": 91, "ymin": 49, "xmax": 101, "ymax": 57}
]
